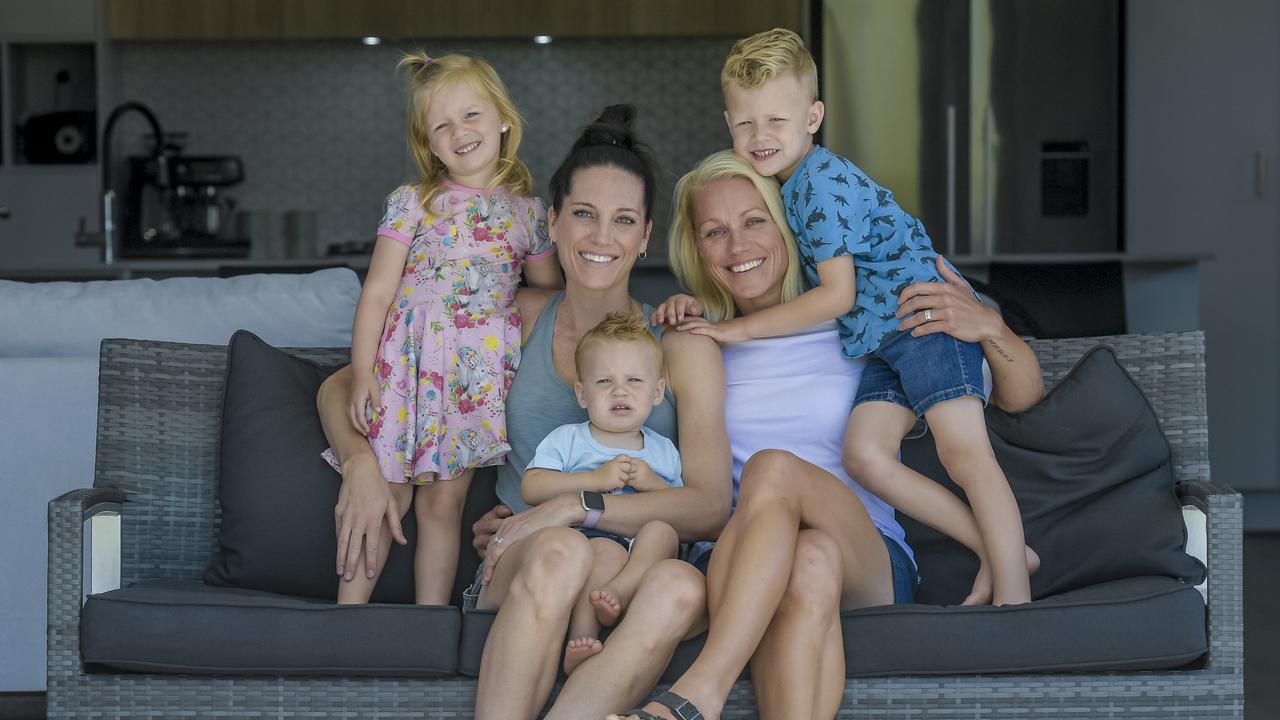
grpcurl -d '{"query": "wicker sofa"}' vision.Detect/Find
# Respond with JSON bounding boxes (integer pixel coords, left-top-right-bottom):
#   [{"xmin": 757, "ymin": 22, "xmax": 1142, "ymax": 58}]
[{"xmin": 47, "ymin": 331, "xmax": 1243, "ymax": 719}]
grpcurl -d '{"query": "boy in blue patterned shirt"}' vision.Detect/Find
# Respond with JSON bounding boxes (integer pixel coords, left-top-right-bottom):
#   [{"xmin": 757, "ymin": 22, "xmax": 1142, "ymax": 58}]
[{"xmin": 657, "ymin": 28, "xmax": 1035, "ymax": 604}]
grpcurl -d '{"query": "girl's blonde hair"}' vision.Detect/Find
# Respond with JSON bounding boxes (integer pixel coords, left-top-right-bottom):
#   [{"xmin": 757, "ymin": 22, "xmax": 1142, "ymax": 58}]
[
  {"xmin": 668, "ymin": 150, "xmax": 805, "ymax": 321},
  {"xmin": 397, "ymin": 52, "xmax": 534, "ymax": 211}
]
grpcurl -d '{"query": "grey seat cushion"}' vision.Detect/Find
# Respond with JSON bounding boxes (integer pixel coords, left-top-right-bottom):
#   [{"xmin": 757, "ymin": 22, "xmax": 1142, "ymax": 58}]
[
  {"xmin": 839, "ymin": 576, "xmax": 1206, "ymax": 676},
  {"xmin": 460, "ymin": 576, "xmax": 1204, "ymax": 679},
  {"xmin": 672, "ymin": 578, "xmax": 1204, "ymax": 679},
  {"xmin": 81, "ymin": 579, "xmax": 460, "ymax": 676}
]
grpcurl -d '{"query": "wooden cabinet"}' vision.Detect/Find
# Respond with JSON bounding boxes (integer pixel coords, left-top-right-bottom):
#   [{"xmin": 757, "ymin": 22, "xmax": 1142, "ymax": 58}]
[{"xmin": 105, "ymin": 0, "xmax": 805, "ymax": 40}]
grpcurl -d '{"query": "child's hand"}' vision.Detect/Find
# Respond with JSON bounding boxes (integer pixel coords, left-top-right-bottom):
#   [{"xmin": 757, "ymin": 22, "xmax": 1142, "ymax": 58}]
[
  {"xmin": 651, "ymin": 294, "xmax": 703, "ymax": 326},
  {"xmin": 348, "ymin": 371, "xmax": 381, "ymax": 436},
  {"xmin": 676, "ymin": 317, "xmax": 750, "ymax": 344},
  {"xmin": 626, "ymin": 459, "xmax": 668, "ymax": 492},
  {"xmin": 592, "ymin": 456, "xmax": 632, "ymax": 493}
]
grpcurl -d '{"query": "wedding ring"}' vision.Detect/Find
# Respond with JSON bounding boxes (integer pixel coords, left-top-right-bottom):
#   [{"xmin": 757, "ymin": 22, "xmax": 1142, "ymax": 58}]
[
  {"xmin": 924, "ymin": 309, "xmax": 934, "ymax": 322},
  {"xmin": 494, "ymin": 537, "xmax": 504, "ymax": 545}
]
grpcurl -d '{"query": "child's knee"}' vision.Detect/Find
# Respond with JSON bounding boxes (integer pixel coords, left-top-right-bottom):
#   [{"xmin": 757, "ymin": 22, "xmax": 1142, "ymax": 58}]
[
  {"xmin": 635, "ymin": 521, "xmax": 679, "ymax": 554},
  {"xmin": 414, "ymin": 481, "xmax": 466, "ymax": 525},
  {"xmin": 842, "ymin": 441, "xmax": 891, "ymax": 488}
]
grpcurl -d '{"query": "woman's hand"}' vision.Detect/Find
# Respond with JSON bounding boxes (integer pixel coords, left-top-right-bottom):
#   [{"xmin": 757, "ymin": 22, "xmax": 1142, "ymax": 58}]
[
  {"xmin": 471, "ymin": 503, "xmax": 513, "ymax": 559},
  {"xmin": 651, "ymin": 293, "xmax": 704, "ymax": 326},
  {"xmin": 334, "ymin": 452, "xmax": 406, "ymax": 581},
  {"xmin": 896, "ymin": 255, "xmax": 1004, "ymax": 343},
  {"xmin": 347, "ymin": 370, "xmax": 381, "ymax": 435},
  {"xmin": 481, "ymin": 494, "xmax": 583, "ymax": 585}
]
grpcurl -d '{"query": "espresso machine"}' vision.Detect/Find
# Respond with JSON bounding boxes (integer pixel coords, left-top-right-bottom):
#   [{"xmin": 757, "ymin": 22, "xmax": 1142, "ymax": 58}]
[{"xmin": 121, "ymin": 144, "xmax": 250, "ymax": 258}]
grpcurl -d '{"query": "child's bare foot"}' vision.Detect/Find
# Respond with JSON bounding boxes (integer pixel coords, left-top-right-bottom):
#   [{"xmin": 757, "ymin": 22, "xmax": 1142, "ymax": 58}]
[
  {"xmin": 563, "ymin": 637, "xmax": 603, "ymax": 675},
  {"xmin": 590, "ymin": 587, "xmax": 623, "ymax": 627},
  {"xmin": 961, "ymin": 546, "xmax": 1041, "ymax": 606}
]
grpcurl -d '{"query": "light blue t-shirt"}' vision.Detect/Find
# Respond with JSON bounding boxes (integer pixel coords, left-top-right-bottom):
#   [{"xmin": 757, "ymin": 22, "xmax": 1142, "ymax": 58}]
[
  {"xmin": 526, "ymin": 421, "xmax": 683, "ymax": 497},
  {"xmin": 781, "ymin": 144, "xmax": 964, "ymax": 359}
]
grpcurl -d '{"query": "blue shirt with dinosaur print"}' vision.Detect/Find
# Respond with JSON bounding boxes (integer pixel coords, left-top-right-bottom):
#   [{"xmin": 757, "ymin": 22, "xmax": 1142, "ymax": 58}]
[{"xmin": 780, "ymin": 145, "xmax": 954, "ymax": 359}]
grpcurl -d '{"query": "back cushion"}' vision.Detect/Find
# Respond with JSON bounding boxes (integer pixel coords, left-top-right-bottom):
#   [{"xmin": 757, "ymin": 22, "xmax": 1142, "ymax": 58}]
[
  {"xmin": 900, "ymin": 345, "xmax": 1206, "ymax": 604},
  {"xmin": 0, "ymin": 268, "xmax": 359, "ymax": 358},
  {"xmin": 205, "ymin": 330, "xmax": 496, "ymax": 605}
]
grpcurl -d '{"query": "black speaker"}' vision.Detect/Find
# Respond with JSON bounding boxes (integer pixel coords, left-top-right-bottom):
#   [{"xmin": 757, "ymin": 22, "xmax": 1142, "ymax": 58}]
[{"xmin": 18, "ymin": 111, "xmax": 96, "ymax": 164}]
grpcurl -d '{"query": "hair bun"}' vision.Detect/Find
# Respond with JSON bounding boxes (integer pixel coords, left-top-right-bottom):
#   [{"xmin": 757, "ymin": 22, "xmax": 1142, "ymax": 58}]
[{"xmin": 578, "ymin": 103, "xmax": 638, "ymax": 150}]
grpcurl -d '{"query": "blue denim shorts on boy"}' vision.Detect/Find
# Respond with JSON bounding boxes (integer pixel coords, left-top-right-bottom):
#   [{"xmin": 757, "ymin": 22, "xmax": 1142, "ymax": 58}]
[{"xmin": 854, "ymin": 329, "xmax": 988, "ymax": 419}]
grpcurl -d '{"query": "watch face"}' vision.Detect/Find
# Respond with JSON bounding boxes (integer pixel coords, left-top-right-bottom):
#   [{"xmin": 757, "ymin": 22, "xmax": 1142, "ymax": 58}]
[{"xmin": 583, "ymin": 491, "xmax": 606, "ymax": 512}]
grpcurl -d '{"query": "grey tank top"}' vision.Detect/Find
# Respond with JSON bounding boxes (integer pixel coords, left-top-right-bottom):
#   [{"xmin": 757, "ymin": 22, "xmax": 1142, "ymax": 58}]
[{"xmin": 498, "ymin": 292, "xmax": 678, "ymax": 513}]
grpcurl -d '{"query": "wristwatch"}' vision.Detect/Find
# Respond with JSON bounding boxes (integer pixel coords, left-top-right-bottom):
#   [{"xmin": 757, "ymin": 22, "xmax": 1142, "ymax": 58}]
[{"xmin": 579, "ymin": 490, "xmax": 605, "ymax": 530}]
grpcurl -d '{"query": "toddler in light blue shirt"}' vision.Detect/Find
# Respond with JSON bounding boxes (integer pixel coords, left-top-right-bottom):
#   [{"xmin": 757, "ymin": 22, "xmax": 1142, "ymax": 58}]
[{"xmin": 521, "ymin": 312, "xmax": 682, "ymax": 675}]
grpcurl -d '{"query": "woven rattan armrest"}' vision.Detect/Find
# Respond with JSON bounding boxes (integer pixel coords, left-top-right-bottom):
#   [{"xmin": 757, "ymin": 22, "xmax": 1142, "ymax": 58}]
[
  {"xmin": 47, "ymin": 487, "xmax": 129, "ymax": 672},
  {"xmin": 1175, "ymin": 479, "xmax": 1243, "ymax": 672}
]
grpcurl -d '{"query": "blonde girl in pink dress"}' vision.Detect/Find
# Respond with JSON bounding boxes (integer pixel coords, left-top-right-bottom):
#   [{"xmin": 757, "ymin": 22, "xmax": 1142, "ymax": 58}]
[{"xmin": 334, "ymin": 53, "xmax": 562, "ymax": 606}]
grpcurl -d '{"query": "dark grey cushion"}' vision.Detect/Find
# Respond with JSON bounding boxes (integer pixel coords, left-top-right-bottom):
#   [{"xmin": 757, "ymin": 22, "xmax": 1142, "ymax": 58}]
[
  {"xmin": 900, "ymin": 345, "xmax": 1206, "ymax": 604},
  {"xmin": 840, "ymin": 576, "xmax": 1206, "ymax": 676},
  {"xmin": 204, "ymin": 329, "xmax": 419, "ymax": 603},
  {"xmin": 81, "ymin": 580, "xmax": 460, "ymax": 676},
  {"xmin": 204, "ymin": 330, "xmax": 497, "ymax": 606},
  {"xmin": 459, "ymin": 576, "xmax": 1204, "ymax": 678}
]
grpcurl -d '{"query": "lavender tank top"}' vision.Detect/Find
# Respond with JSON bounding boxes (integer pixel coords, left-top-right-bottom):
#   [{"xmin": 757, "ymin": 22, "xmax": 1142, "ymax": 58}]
[{"xmin": 721, "ymin": 321, "xmax": 913, "ymax": 563}]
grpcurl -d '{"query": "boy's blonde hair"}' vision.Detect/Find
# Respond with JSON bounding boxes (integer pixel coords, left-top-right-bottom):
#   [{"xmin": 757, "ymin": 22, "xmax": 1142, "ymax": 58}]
[
  {"xmin": 398, "ymin": 52, "xmax": 534, "ymax": 211},
  {"xmin": 668, "ymin": 150, "xmax": 805, "ymax": 321},
  {"xmin": 721, "ymin": 28, "xmax": 819, "ymax": 102},
  {"xmin": 575, "ymin": 313, "xmax": 663, "ymax": 377}
]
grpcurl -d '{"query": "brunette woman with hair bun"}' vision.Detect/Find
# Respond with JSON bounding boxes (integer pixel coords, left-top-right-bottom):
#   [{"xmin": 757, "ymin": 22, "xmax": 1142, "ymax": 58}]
[{"xmin": 318, "ymin": 105, "xmax": 730, "ymax": 719}]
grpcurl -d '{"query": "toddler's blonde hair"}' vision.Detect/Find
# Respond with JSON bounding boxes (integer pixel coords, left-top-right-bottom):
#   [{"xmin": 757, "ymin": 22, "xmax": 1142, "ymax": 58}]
[
  {"xmin": 668, "ymin": 150, "xmax": 805, "ymax": 322},
  {"xmin": 398, "ymin": 52, "xmax": 534, "ymax": 211},
  {"xmin": 721, "ymin": 28, "xmax": 819, "ymax": 102},
  {"xmin": 575, "ymin": 313, "xmax": 663, "ymax": 378}
]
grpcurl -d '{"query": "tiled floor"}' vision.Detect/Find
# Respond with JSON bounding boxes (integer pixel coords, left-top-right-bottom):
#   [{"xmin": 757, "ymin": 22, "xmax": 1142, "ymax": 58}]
[{"xmin": 4, "ymin": 534, "xmax": 1276, "ymax": 719}]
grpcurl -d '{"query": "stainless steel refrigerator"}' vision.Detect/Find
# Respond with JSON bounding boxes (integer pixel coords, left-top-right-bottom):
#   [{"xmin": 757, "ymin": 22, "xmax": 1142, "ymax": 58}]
[{"xmin": 820, "ymin": 0, "xmax": 1121, "ymax": 256}]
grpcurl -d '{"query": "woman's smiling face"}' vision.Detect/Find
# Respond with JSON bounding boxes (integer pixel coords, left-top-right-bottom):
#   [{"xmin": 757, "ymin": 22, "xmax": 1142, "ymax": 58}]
[
  {"xmin": 550, "ymin": 164, "xmax": 652, "ymax": 293},
  {"xmin": 692, "ymin": 175, "xmax": 789, "ymax": 315}
]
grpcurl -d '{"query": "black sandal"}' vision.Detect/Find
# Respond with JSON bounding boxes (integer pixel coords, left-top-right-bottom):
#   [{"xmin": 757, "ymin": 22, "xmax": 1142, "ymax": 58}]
[{"xmin": 620, "ymin": 690, "xmax": 704, "ymax": 720}]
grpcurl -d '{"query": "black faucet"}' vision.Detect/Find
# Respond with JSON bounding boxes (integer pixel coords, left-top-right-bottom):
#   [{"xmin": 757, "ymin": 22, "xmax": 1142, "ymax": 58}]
[{"xmin": 99, "ymin": 101, "xmax": 164, "ymax": 264}]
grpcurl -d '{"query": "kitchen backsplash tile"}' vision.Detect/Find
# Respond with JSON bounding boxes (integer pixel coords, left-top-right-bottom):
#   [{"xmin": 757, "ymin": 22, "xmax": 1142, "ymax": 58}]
[{"xmin": 117, "ymin": 38, "xmax": 733, "ymax": 254}]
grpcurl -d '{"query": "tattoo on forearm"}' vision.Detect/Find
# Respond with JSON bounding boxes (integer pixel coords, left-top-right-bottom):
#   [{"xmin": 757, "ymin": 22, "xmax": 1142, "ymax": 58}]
[{"xmin": 985, "ymin": 339, "xmax": 1015, "ymax": 363}]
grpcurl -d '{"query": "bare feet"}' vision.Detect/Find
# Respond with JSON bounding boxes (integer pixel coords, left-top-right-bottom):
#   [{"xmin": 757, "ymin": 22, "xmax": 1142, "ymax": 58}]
[
  {"xmin": 590, "ymin": 587, "xmax": 623, "ymax": 627},
  {"xmin": 961, "ymin": 545, "xmax": 1042, "ymax": 606},
  {"xmin": 563, "ymin": 637, "xmax": 603, "ymax": 675}
]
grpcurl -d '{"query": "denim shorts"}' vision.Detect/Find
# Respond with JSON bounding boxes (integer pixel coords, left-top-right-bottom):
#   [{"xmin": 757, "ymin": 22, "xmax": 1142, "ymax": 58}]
[
  {"xmin": 854, "ymin": 330, "xmax": 987, "ymax": 420},
  {"xmin": 685, "ymin": 531, "xmax": 918, "ymax": 604}
]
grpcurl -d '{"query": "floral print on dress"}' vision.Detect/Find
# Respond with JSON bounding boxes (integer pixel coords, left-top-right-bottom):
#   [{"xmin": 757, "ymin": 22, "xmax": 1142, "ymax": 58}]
[{"xmin": 347, "ymin": 182, "xmax": 552, "ymax": 483}]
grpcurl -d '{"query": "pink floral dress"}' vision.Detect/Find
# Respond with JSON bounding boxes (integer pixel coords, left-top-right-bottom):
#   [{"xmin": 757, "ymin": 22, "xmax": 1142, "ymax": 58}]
[{"xmin": 361, "ymin": 181, "xmax": 552, "ymax": 483}]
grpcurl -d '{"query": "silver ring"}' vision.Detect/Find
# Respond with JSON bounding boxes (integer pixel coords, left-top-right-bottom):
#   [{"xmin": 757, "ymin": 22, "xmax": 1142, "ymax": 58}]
[
  {"xmin": 494, "ymin": 536, "xmax": 504, "ymax": 545},
  {"xmin": 924, "ymin": 309, "xmax": 934, "ymax": 322}
]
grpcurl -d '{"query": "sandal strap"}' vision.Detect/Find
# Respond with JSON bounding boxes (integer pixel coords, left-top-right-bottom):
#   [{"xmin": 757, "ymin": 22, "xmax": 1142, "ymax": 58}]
[
  {"xmin": 620, "ymin": 710, "xmax": 664, "ymax": 720},
  {"xmin": 653, "ymin": 690, "xmax": 704, "ymax": 720}
]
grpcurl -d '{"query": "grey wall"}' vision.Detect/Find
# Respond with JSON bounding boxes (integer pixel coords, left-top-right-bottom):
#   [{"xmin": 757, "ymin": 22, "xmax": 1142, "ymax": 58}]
[
  {"xmin": 109, "ymin": 38, "xmax": 734, "ymax": 259},
  {"xmin": 1126, "ymin": 0, "xmax": 1280, "ymax": 526}
]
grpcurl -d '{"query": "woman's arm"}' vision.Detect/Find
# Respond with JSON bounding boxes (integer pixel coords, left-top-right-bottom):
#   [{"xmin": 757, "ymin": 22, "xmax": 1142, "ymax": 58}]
[
  {"xmin": 896, "ymin": 256, "xmax": 1046, "ymax": 413},
  {"xmin": 677, "ymin": 256, "xmax": 854, "ymax": 343},
  {"xmin": 318, "ymin": 365, "xmax": 407, "ymax": 580},
  {"xmin": 520, "ymin": 462, "xmax": 625, "ymax": 506}
]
